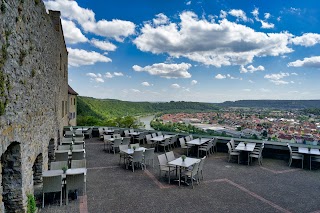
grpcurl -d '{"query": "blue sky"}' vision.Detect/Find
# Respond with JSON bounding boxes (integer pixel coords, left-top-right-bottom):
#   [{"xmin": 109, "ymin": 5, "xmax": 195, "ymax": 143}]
[{"xmin": 44, "ymin": 0, "xmax": 320, "ymax": 103}]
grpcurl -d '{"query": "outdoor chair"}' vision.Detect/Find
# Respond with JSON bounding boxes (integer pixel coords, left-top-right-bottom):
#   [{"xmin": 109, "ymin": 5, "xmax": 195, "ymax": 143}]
[
  {"xmin": 158, "ymin": 138, "xmax": 170, "ymax": 152},
  {"xmin": 165, "ymin": 151, "xmax": 176, "ymax": 162},
  {"xmin": 310, "ymin": 156, "xmax": 320, "ymax": 170},
  {"xmin": 61, "ymin": 140, "xmax": 73, "ymax": 146},
  {"xmin": 58, "ymin": 145, "xmax": 71, "ymax": 150},
  {"xmin": 113, "ymin": 134, "xmax": 121, "ymax": 139},
  {"xmin": 230, "ymin": 138, "xmax": 236, "ymax": 150},
  {"xmin": 111, "ymin": 138, "xmax": 122, "ymax": 154},
  {"xmin": 157, "ymin": 131, "xmax": 163, "ymax": 136},
  {"xmin": 226, "ymin": 142, "xmax": 240, "ymax": 164},
  {"xmin": 144, "ymin": 148, "xmax": 155, "ymax": 168},
  {"xmin": 179, "ymin": 137, "xmax": 189, "ymax": 156},
  {"xmin": 104, "ymin": 135, "xmax": 112, "ymax": 151},
  {"xmin": 287, "ymin": 143, "xmax": 304, "ymax": 168},
  {"xmin": 249, "ymin": 143, "xmax": 264, "ymax": 166},
  {"xmin": 55, "ymin": 152, "xmax": 69, "ymax": 162},
  {"xmin": 124, "ymin": 130, "xmax": 130, "ymax": 137},
  {"xmin": 64, "ymin": 131, "xmax": 74, "ymax": 138},
  {"xmin": 66, "ymin": 173, "xmax": 85, "ymax": 205},
  {"xmin": 73, "ymin": 137, "xmax": 84, "ymax": 142},
  {"xmin": 211, "ymin": 138, "xmax": 218, "ymax": 153},
  {"xmin": 199, "ymin": 140, "xmax": 213, "ymax": 157},
  {"xmin": 62, "ymin": 137, "xmax": 73, "ymax": 142},
  {"xmin": 73, "ymin": 145, "xmax": 83, "ymax": 150},
  {"xmin": 71, "ymin": 159, "xmax": 86, "ymax": 168},
  {"xmin": 83, "ymin": 128, "xmax": 92, "ymax": 139},
  {"xmin": 189, "ymin": 135, "xmax": 193, "ymax": 140},
  {"xmin": 72, "ymin": 150, "xmax": 85, "ymax": 160},
  {"xmin": 185, "ymin": 136, "xmax": 191, "ymax": 142},
  {"xmin": 73, "ymin": 141, "xmax": 85, "ymax": 149},
  {"xmin": 130, "ymin": 143, "xmax": 140, "ymax": 149},
  {"xmin": 42, "ymin": 174, "xmax": 63, "ymax": 208},
  {"xmin": 119, "ymin": 145, "xmax": 129, "ymax": 165},
  {"xmin": 157, "ymin": 154, "xmax": 176, "ymax": 184},
  {"xmin": 182, "ymin": 161, "xmax": 200, "ymax": 189},
  {"xmin": 146, "ymin": 134, "xmax": 154, "ymax": 148},
  {"xmin": 129, "ymin": 129, "xmax": 135, "ymax": 133},
  {"xmin": 98, "ymin": 128, "xmax": 104, "ymax": 140},
  {"xmin": 50, "ymin": 161, "xmax": 68, "ymax": 170},
  {"xmin": 128, "ymin": 150, "xmax": 144, "ymax": 172},
  {"xmin": 151, "ymin": 133, "xmax": 157, "ymax": 138},
  {"xmin": 198, "ymin": 156, "xmax": 206, "ymax": 183},
  {"xmin": 122, "ymin": 137, "xmax": 131, "ymax": 145},
  {"xmin": 134, "ymin": 133, "xmax": 145, "ymax": 144}
]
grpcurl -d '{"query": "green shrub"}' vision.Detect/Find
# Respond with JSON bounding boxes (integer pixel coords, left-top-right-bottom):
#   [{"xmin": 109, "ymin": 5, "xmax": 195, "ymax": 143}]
[{"xmin": 27, "ymin": 194, "xmax": 36, "ymax": 213}]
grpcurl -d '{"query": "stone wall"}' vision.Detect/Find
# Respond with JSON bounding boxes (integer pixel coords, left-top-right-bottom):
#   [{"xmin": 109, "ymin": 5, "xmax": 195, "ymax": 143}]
[{"xmin": 0, "ymin": 0, "xmax": 68, "ymax": 211}]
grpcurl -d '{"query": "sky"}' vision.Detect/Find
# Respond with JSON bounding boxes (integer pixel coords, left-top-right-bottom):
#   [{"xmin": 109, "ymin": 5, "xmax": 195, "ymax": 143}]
[{"xmin": 44, "ymin": 0, "xmax": 320, "ymax": 103}]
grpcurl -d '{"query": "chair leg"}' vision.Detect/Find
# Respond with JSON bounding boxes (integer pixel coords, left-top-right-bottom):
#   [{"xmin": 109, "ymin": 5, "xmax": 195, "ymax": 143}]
[
  {"xmin": 60, "ymin": 190, "xmax": 62, "ymax": 206},
  {"xmin": 42, "ymin": 193, "xmax": 44, "ymax": 208}
]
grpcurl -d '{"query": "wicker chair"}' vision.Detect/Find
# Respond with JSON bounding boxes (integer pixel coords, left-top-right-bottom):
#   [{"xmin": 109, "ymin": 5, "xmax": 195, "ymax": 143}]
[
  {"xmin": 55, "ymin": 152, "xmax": 69, "ymax": 162},
  {"xmin": 42, "ymin": 174, "xmax": 63, "ymax": 208},
  {"xmin": 66, "ymin": 173, "xmax": 85, "ymax": 205},
  {"xmin": 72, "ymin": 150, "xmax": 85, "ymax": 160},
  {"xmin": 144, "ymin": 148, "xmax": 155, "ymax": 168},
  {"xmin": 71, "ymin": 159, "xmax": 86, "ymax": 168},
  {"xmin": 51, "ymin": 161, "xmax": 68, "ymax": 170}
]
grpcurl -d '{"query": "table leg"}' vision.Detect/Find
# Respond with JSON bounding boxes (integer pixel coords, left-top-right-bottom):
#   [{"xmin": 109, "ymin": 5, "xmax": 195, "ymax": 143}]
[{"xmin": 179, "ymin": 167, "xmax": 181, "ymax": 186}]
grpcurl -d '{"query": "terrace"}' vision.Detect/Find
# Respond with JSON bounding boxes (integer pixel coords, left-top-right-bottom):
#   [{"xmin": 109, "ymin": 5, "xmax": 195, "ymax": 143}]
[{"xmin": 40, "ymin": 130, "xmax": 320, "ymax": 213}]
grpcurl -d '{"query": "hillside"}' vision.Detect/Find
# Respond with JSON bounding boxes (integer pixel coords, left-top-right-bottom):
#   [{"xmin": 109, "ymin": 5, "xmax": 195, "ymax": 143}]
[
  {"xmin": 77, "ymin": 96, "xmax": 220, "ymax": 118},
  {"xmin": 218, "ymin": 100, "xmax": 320, "ymax": 109}
]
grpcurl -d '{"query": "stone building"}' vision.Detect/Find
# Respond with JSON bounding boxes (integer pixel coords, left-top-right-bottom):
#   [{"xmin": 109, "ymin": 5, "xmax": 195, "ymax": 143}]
[
  {"xmin": 68, "ymin": 85, "xmax": 78, "ymax": 126},
  {"xmin": 0, "ymin": 0, "xmax": 68, "ymax": 212}
]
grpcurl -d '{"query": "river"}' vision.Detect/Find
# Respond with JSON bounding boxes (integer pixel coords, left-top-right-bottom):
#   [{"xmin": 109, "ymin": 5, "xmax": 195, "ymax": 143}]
[{"xmin": 139, "ymin": 115, "xmax": 155, "ymax": 130}]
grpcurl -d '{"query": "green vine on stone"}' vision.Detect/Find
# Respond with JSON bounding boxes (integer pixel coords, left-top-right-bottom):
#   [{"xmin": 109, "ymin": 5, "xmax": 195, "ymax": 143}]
[{"xmin": 27, "ymin": 194, "xmax": 36, "ymax": 213}]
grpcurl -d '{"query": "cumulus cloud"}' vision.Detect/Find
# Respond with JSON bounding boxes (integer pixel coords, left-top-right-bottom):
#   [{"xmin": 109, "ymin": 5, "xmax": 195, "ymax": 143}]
[
  {"xmin": 264, "ymin": 13, "xmax": 271, "ymax": 19},
  {"xmin": 240, "ymin": 65, "xmax": 265, "ymax": 73},
  {"xmin": 45, "ymin": 0, "xmax": 135, "ymax": 42},
  {"xmin": 82, "ymin": 19, "xmax": 135, "ymax": 42},
  {"xmin": 104, "ymin": 72, "xmax": 124, "ymax": 78},
  {"xmin": 191, "ymin": 80, "xmax": 198, "ymax": 85},
  {"xmin": 291, "ymin": 33, "xmax": 320, "ymax": 47},
  {"xmin": 251, "ymin": 8, "xmax": 274, "ymax": 29},
  {"xmin": 132, "ymin": 63, "xmax": 192, "ymax": 78},
  {"xmin": 171, "ymin": 84, "xmax": 181, "ymax": 89},
  {"xmin": 90, "ymin": 39, "xmax": 117, "ymax": 51},
  {"xmin": 45, "ymin": 0, "xmax": 95, "ymax": 25},
  {"xmin": 243, "ymin": 89, "xmax": 251, "ymax": 92},
  {"xmin": 228, "ymin": 9, "xmax": 250, "ymax": 22},
  {"xmin": 288, "ymin": 56, "xmax": 320, "ymax": 68},
  {"xmin": 186, "ymin": 1, "xmax": 191, "ymax": 5},
  {"xmin": 215, "ymin": 74, "xmax": 226, "ymax": 79},
  {"xmin": 130, "ymin": 89, "xmax": 141, "ymax": 93},
  {"xmin": 86, "ymin": 72, "xmax": 104, "ymax": 83},
  {"xmin": 220, "ymin": 10, "xmax": 227, "ymax": 19},
  {"xmin": 153, "ymin": 13, "xmax": 169, "ymax": 25},
  {"xmin": 67, "ymin": 48, "xmax": 111, "ymax": 67},
  {"xmin": 260, "ymin": 20, "xmax": 274, "ymax": 29},
  {"xmin": 61, "ymin": 19, "xmax": 88, "ymax": 44},
  {"xmin": 141, "ymin": 82, "xmax": 152, "ymax": 86},
  {"xmin": 264, "ymin": 72, "xmax": 291, "ymax": 85},
  {"xmin": 134, "ymin": 11, "xmax": 292, "ymax": 67}
]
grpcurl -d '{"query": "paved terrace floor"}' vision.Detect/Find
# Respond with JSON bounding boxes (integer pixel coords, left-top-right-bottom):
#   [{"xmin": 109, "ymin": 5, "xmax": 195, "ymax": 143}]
[{"xmin": 40, "ymin": 137, "xmax": 320, "ymax": 213}]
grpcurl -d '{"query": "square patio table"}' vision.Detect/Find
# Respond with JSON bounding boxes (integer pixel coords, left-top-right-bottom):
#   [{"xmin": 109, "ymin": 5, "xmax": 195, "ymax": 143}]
[
  {"xmin": 235, "ymin": 142, "xmax": 256, "ymax": 165},
  {"xmin": 168, "ymin": 157, "xmax": 200, "ymax": 186},
  {"xmin": 187, "ymin": 138, "xmax": 211, "ymax": 157},
  {"xmin": 299, "ymin": 147, "xmax": 320, "ymax": 170}
]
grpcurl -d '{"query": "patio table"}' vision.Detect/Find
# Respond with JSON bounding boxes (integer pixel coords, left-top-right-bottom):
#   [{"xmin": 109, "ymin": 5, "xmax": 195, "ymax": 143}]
[
  {"xmin": 187, "ymin": 138, "xmax": 211, "ymax": 157},
  {"xmin": 168, "ymin": 157, "xmax": 200, "ymax": 186},
  {"xmin": 298, "ymin": 147, "xmax": 320, "ymax": 170},
  {"xmin": 235, "ymin": 142, "xmax": 256, "ymax": 165}
]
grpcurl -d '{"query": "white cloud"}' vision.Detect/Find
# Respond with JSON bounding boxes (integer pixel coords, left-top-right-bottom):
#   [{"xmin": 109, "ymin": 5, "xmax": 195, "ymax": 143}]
[
  {"xmin": 260, "ymin": 88, "xmax": 270, "ymax": 92},
  {"xmin": 288, "ymin": 56, "xmax": 320, "ymax": 68},
  {"xmin": 228, "ymin": 9, "xmax": 250, "ymax": 22},
  {"xmin": 45, "ymin": 0, "xmax": 135, "ymax": 42},
  {"xmin": 243, "ymin": 89, "xmax": 251, "ymax": 92},
  {"xmin": 82, "ymin": 19, "xmax": 135, "ymax": 42},
  {"xmin": 240, "ymin": 65, "xmax": 265, "ymax": 73},
  {"xmin": 291, "ymin": 33, "xmax": 320, "ymax": 47},
  {"xmin": 61, "ymin": 19, "xmax": 88, "ymax": 44},
  {"xmin": 215, "ymin": 74, "xmax": 226, "ymax": 79},
  {"xmin": 260, "ymin": 20, "xmax": 274, "ymax": 29},
  {"xmin": 90, "ymin": 39, "xmax": 117, "ymax": 51},
  {"xmin": 171, "ymin": 84, "xmax": 181, "ymax": 89},
  {"xmin": 44, "ymin": 0, "xmax": 95, "ymax": 25},
  {"xmin": 134, "ymin": 11, "xmax": 293, "ymax": 67},
  {"xmin": 67, "ymin": 48, "xmax": 111, "ymax": 67},
  {"xmin": 86, "ymin": 72, "xmax": 104, "ymax": 83},
  {"xmin": 191, "ymin": 80, "xmax": 198, "ymax": 85},
  {"xmin": 105, "ymin": 72, "xmax": 113, "ymax": 78},
  {"xmin": 114, "ymin": 72, "xmax": 124, "ymax": 76},
  {"xmin": 291, "ymin": 72, "xmax": 298, "ymax": 75},
  {"xmin": 264, "ymin": 72, "xmax": 291, "ymax": 85},
  {"xmin": 132, "ymin": 63, "xmax": 192, "ymax": 78},
  {"xmin": 130, "ymin": 89, "xmax": 141, "ymax": 93},
  {"xmin": 220, "ymin": 10, "xmax": 227, "ymax": 19},
  {"xmin": 248, "ymin": 80, "xmax": 254, "ymax": 83},
  {"xmin": 186, "ymin": 1, "xmax": 191, "ymax": 5},
  {"xmin": 264, "ymin": 13, "xmax": 271, "ymax": 19},
  {"xmin": 251, "ymin": 8, "xmax": 259, "ymax": 20},
  {"xmin": 153, "ymin": 13, "xmax": 169, "ymax": 25},
  {"xmin": 141, "ymin": 82, "xmax": 151, "ymax": 87}
]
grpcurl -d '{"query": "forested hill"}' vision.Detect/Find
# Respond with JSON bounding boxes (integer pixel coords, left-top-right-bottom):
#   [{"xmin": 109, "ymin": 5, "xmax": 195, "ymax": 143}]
[
  {"xmin": 219, "ymin": 100, "xmax": 320, "ymax": 109},
  {"xmin": 77, "ymin": 96, "xmax": 219, "ymax": 118}
]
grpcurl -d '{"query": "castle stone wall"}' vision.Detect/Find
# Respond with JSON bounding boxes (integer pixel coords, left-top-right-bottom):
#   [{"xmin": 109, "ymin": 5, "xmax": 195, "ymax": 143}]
[{"xmin": 0, "ymin": 0, "xmax": 68, "ymax": 211}]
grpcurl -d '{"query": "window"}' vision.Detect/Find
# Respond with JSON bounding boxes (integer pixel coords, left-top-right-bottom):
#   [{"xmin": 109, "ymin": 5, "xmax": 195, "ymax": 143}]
[
  {"xmin": 59, "ymin": 54, "xmax": 62, "ymax": 71},
  {"xmin": 74, "ymin": 98, "xmax": 76, "ymax": 105}
]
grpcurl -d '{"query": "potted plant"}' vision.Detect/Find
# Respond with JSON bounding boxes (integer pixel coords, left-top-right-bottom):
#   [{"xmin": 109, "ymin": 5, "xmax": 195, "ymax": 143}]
[
  {"xmin": 70, "ymin": 144, "xmax": 73, "ymax": 151},
  {"xmin": 181, "ymin": 155, "xmax": 186, "ymax": 162},
  {"xmin": 244, "ymin": 142, "xmax": 247, "ymax": 147},
  {"xmin": 133, "ymin": 146, "xmax": 136, "ymax": 151},
  {"xmin": 62, "ymin": 166, "xmax": 67, "ymax": 174},
  {"xmin": 308, "ymin": 146, "xmax": 311, "ymax": 152}
]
